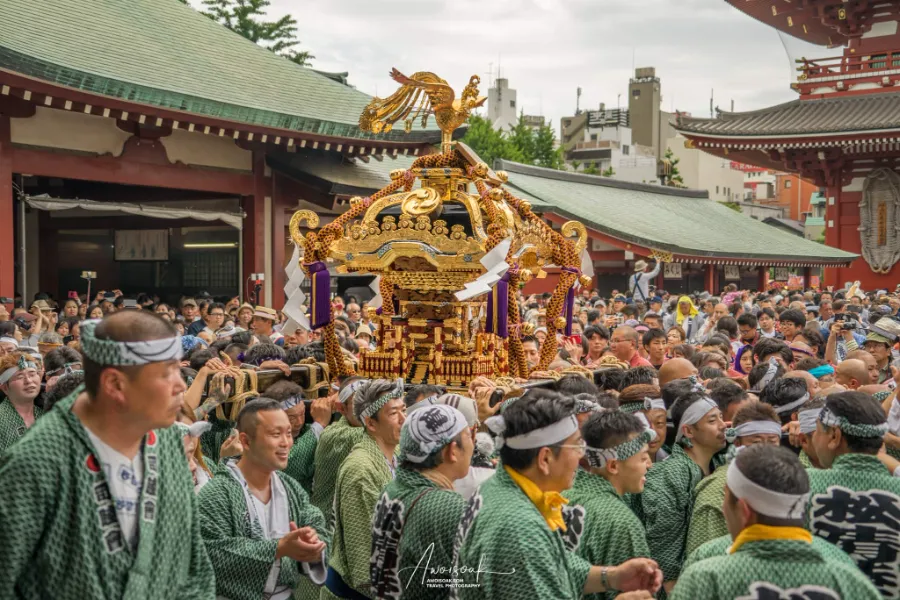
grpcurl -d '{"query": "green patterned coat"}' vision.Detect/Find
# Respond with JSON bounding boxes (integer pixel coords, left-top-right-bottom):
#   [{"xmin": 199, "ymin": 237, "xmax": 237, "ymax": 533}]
[
  {"xmin": 370, "ymin": 467, "xmax": 466, "ymax": 600},
  {"xmin": 806, "ymin": 453, "xmax": 900, "ymax": 598},
  {"xmin": 685, "ymin": 463, "xmax": 728, "ymax": 556},
  {"xmin": 0, "ymin": 399, "xmax": 43, "ymax": 454},
  {"xmin": 683, "ymin": 532, "xmax": 857, "ymax": 572},
  {"xmin": 285, "ymin": 424, "xmax": 319, "ymax": 494},
  {"xmin": 311, "ymin": 417, "xmax": 365, "ymax": 522},
  {"xmin": 199, "ymin": 417, "xmax": 234, "ymax": 464},
  {"xmin": 641, "ymin": 444, "xmax": 704, "ymax": 582},
  {"xmin": 198, "ymin": 467, "xmax": 330, "ymax": 600},
  {"xmin": 453, "ymin": 466, "xmax": 591, "ymax": 600},
  {"xmin": 321, "ymin": 433, "xmax": 394, "ymax": 600},
  {"xmin": 563, "ymin": 470, "xmax": 650, "ymax": 600},
  {"xmin": 671, "ymin": 538, "xmax": 881, "ymax": 600},
  {"xmin": 0, "ymin": 387, "xmax": 215, "ymax": 599}
]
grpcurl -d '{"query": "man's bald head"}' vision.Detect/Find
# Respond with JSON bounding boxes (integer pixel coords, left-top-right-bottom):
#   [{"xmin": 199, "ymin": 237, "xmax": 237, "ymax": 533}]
[
  {"xmin": 659, "ymin": 357, "xmax": 698, "ymax": 388},
  {"xmin": 845, "ymin": 349, "xmax": 879, "ymax": 385},
  {"xmin": 835, "ymin": 359, "xmax": 870, "ymax": 390},
  {"xmin": 82, "ymin": 310, "xmax": 179, "ymax": 397}
]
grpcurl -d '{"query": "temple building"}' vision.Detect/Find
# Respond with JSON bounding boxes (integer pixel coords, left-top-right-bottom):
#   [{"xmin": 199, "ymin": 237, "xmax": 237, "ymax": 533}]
[
  {"xmin": 676, "ymin": 0, "xmax": 900, "ymax": 290},
  {"xmin": 0, "ymin": 0, "xmax": 444, "ymax": 305}
]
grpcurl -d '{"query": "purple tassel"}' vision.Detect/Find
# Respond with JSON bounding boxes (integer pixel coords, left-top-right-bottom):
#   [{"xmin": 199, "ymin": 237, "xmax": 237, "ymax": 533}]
[
  {"xmin": 487, "ymin": 272, "xmax": 510, "ymax": 338},
  {"xmin": 305, "ymin": 261, "xmax": 331, "ymax": 330},
  {"xmin": 562, "ymin": 267, "xmax": 579, "ymax": 336}
]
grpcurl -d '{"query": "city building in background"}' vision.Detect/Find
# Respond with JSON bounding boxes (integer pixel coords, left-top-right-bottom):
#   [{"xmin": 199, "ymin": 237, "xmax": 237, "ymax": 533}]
[{"xmin": 487, "ymin": 77, "xmax": 517, "ymax": 131}]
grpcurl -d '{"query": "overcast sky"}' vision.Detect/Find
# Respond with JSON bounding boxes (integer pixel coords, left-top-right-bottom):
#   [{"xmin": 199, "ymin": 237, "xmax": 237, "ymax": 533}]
[{"xmin": 227, "ymin": 0, "xmax": 826, "ymax": 131}]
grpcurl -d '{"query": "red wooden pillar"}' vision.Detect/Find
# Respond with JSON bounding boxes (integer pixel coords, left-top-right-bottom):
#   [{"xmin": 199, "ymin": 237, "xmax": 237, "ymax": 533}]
[
  {"xmin": 0, "ymin": 116, "xmax": 13, "ymax": 307},
  {"xmin": 271, "ymin": 173, "xmax": 287, "ymax": 308},
  {"xmin": 802, "ymin": 266, "xmax": 812, "ymax": 289},
  {"xmin": 704, "ymin": 264, "xmax": 715, "ymax": 293},
  {"xmin": 757, "ymin": 266, "xmax": 767, "ymax": 292},
  {"xmin": 242, "ymin": 152, "xmax": 269, "ymax": 305}
]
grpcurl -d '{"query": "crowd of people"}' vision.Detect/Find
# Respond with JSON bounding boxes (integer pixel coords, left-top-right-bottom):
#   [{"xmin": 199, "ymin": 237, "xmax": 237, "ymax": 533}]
[{"xmin": 0, "ymin": 278, "xmax": 899, "ymax": 599}]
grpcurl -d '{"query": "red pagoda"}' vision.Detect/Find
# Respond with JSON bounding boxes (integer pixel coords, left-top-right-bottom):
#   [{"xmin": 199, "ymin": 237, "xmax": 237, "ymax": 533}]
[{"xmin": 676, "ymin": 0, "xmax": 900, "ymax": 290}]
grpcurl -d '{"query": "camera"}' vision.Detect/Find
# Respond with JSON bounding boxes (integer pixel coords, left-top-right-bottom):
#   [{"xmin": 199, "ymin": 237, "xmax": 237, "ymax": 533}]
[{"xmin": 841, "ymin": 321, "xmax": 859, "ymax": 331}]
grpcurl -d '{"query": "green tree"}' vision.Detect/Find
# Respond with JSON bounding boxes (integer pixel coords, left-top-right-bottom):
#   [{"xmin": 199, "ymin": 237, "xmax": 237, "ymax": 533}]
[
  {"xmin": 663, "ymin": 147, "xmax": 684, "ymax": 187},
  {"xmin": 601, "ymin": 166, "xmax": 616, "ymax": 177},
  {"xmin": 460, "ymin": 115, "xmax": 523, "ymax": 167},
  {"xmin": 533, "ymin": 122, "xmax": 564, "ymax": 169},
  {"xmin": 583, "ymin": 163, "xmax": 600, "ymax": 175},
  {"xmin": 507, "ymin": 111, "xmax": 537, "ymax": 163},
  {"xmin": 719, "ymin": 201, "xmax": 742, "ymax": 212},
  {"xmin": 201, "ymin": 0, "xmax": 313, "ymax": 66}
]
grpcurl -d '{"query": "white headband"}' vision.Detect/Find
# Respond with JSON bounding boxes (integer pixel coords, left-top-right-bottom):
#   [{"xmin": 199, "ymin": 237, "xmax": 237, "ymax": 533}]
[
  {"xmin": 643, "ymin": 397, "xmax": 666, "ymax": 411},
  {"xmin": 798, "ymin": 408, "xmax": 822, "ymax": 435},
  {"xmin": 751, "ymin": 358, "xmax": 779, "ymax": 393},
  {"xmin": 726, "ymin": 420, "xmax": 782, "ymax": 443},
  {"xmin": 338, "ymin": 379, "xmax": 368, "ymax": 405},
  {"xmin": 726, "ymin": 459, "xmax": 808, "ymax": 521},
  {"xmin": 80, "ymin": 321, "xmax": 182, "ymax": 366},
  {"xmin": 0, "ymin": 357, "xmax": 38, "ymax": 385},
  {"xmin": 774, "ymin": 392, "xmax": 810, "ymax": 415},
  {"xmin": 675, "ymin": 397, "xmax": 719, "ymax": 444},
  {"xmin": 486, "ymin": 414, "xmax": 579, "ymax": 450},
  {"xmin": 406, "ymin": 395, "xmax": 439, "ymax": 415},
  {"xmin": 0, "ymin": 337, "xmax": 18, "ymax": 347}
]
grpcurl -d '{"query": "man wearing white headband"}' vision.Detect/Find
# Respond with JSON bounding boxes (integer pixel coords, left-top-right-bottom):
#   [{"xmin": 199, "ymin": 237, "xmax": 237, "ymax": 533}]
[
  {"xmin": 673, "ymin": 445, "xmax": 880, "ymax": 600},
  {"xmin": 564, "ymin": 411, "xmax": 655, "ymax": 600},
  {"xmin": 807, "ymin": 391, "xmax": 900, "ymax": 597},
  {"xmin": 455, "ymin": 390, "xmax": 662, "ymax": 599},
  {"xmin": 0, "ymin": 311, "xmax": 216, "ymax": 599},
  {"xmin": 310, "ymin": 376, "xmax": 368, "ymax": 522},
  {"xmin": 199, "ymin": 399, "xmax": 329, "ymax": 600},
  {"xmin": 371, "ymin": 404, "xmax": 473, "ymax": 598},
  {"xmin": 263, "ymin": 380, "xmax": 333, "ymax": 496},
  {"xmin": 324, "ymin": 379, "xmax": 406, "ymax": 600},
  {"xmin": 795, "ymin": 396, "xmax": 826, "ymax": 469},
  {"xmin": 642, "ymin": 391, "xmax": 726, "ymax": 594},
  {"xmin": 687, "ymin": 402, "xmax": 782, "ymax": 556},
  {"xmin": 0, "ymin": 351, "xmax": 43, "ymax": 453}
]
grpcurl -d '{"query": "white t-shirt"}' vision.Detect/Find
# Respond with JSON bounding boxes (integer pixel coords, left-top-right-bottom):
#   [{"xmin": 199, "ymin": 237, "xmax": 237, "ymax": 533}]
[
  {"xmin": 248, "ymin": 496, "xmax": 291, "ymax": 600},
  {"xmin": 85, "ymin": 428, "xmax": 144, "ymax": 551}
]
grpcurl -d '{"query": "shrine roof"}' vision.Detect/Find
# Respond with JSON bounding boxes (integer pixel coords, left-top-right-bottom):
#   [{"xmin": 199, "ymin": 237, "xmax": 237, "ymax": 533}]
[
  {"xmin": 676, "ymin": 93, "xmax": 900, "ymax": 139},
  {"xmin": 0, "ymin": 0, "xmax": 442, "ymax": 145},
  {"xmin": 496, "ymin": 160, "xmax": 856, "ymax": 265}
]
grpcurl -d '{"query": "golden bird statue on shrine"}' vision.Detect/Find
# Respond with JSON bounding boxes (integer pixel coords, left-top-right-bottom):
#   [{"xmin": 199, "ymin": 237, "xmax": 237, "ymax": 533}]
[{"xmin": 359, "ymin": 68, "xmax": 486, "ymax": 151}]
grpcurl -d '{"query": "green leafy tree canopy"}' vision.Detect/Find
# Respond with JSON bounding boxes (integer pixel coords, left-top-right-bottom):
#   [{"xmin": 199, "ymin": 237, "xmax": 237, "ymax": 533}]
[
  {"xmin": 200, "ymin": 0, "xmax": 313, "ymax": 66},
  {"xmin": 461, "ymin": 112, "xmax": 563, "ymax": 170}
]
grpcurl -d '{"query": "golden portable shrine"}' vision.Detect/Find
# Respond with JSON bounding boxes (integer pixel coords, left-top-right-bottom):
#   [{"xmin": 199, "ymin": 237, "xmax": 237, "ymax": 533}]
[{"xmin": 289, "ymin": 68, "xmax": 592, "ymax": 390}]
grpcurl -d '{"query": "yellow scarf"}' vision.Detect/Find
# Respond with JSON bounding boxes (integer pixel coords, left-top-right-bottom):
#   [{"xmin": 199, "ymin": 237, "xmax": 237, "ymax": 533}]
[
  {"xmin": 675, "ymin": 295, "xmax": 699, "ymax": 326},
  {"xmin": 728, "ymin": 523, "xmax": 812, "ymax": 554},
  {"xmin": 504, "ymin": 465, "xmax": 569, "ymax": 532}
]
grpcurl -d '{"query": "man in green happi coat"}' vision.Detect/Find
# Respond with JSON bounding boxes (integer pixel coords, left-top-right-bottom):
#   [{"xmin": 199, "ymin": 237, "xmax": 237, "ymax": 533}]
[
  {"xmin": 0, "ymin": 351, "xmax": 44, "ymax": 453},
  {"xmin": 687, "ymin": 402, "xmax": 783, "ymax": 555},
  {"xmin": 453, "ymin": 390, "xmax": 662, "ymax": 600},
  {"xmin": 199, "ymin": 399, "xmax": 330, "ymax": 600},
  {"xmin": 370, "ymin": 403, "xmax": 472, "ymax": 599},
  {"xmin": 672, "ymin": 445, "xmax": 881, "ymax": 600},
  {"xmin": 564, "ymin": 410, "xmax": 654, "ymax": 600},
  {"xmin": 323, "ymin": 379, "xmax": 406, "ymax": 599},
  {"xmin": 0, "ymin": 311, "xmax": 215, "ymax": 599},
  {"xmin": 641, "ymin": 391, "xmax": 726, "ymax": 594},
  {"xmin": 265, "ymin": 380, "xmax": 334, "ymax": 494},
  {"xmin": 311, "ymin": 377, "xmax": 368, "ymax": 521},
  {"xmin": 807, "ymin": 390, "xmax": 900, "ymax": 598}
]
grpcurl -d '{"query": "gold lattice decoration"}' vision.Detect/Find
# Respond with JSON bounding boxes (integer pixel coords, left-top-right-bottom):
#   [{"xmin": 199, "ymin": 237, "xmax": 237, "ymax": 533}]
[{"xmin": 289, "ymin": 68, "xmax": 592, "ymax": 388}]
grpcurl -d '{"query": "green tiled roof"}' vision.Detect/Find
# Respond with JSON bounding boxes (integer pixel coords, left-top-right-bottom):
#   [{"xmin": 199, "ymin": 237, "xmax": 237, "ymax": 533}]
[
  {"xmin": 0, "ymin": 0, "xmax": 440, "ymax": 144},
  {"xmin": 805, "ymin": 217, "xmax": 825, "ymax": 226},
  {"xmin": 269, "ymin": 150, "xmax": 418, "ymax": 196},
  {"xmin": 809, "ymin": 192, "xmax": 826, "ymax": 206},
  {"xmin": 497, "ymin": 160, "xmax": 857, "ymax": 265}
]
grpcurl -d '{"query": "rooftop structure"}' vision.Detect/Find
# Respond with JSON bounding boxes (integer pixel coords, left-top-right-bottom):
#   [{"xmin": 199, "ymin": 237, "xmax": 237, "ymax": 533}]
[{"xmin": 676, "ymin": 0, "xmax": 900, "ymax": 288}]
